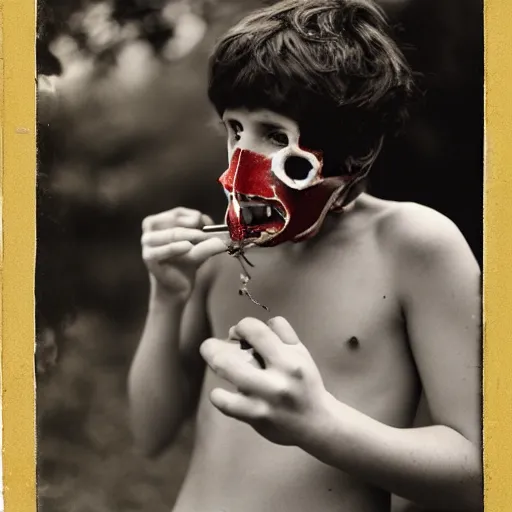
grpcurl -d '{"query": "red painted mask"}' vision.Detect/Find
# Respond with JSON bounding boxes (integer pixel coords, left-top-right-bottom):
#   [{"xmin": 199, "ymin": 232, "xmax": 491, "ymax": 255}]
[{"xmin": 218, "ymin": 144, "xmax": 364, "ymax": 247}]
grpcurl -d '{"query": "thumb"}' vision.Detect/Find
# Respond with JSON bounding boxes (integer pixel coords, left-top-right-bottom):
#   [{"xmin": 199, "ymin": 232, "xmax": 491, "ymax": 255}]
[
  {"xmin": 189, "ymin": 237, "xmax": 228, "ymax": 265},
  {"xmin": 267, "ymin": 317, "xmax": 301, "ymax": 346}
]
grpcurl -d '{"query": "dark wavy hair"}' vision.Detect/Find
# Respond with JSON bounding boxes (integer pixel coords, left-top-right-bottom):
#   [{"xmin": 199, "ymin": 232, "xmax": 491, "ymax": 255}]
[{"xmin": 208, "ymin": 0, "xmax": 415, "ymax": 177}]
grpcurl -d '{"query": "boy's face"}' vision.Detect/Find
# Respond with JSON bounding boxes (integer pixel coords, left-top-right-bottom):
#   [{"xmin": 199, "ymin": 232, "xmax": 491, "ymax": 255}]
[
  {"xmin": 218, "ymin": 108, "xmax": 355, "ymax": 247},
  {"xmin": 223, "ymin": 108, "xmax": 300, "ymax": 163}
]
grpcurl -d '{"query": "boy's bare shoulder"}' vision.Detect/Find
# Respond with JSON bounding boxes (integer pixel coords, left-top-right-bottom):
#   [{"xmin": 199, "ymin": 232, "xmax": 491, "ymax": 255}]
[
  {"xmin": 377, "ymin": 200, "xmax": 469, "ymax": 250},
  {"xmin": 372, "ymin": 198, "xmax": 479, "ymax": 275}
]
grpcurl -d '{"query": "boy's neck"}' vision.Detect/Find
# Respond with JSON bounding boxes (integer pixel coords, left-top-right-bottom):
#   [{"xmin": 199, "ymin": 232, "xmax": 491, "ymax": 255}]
[{"xmin": 271, "ymin": 192, "xmax": 369, "ymax": 257}]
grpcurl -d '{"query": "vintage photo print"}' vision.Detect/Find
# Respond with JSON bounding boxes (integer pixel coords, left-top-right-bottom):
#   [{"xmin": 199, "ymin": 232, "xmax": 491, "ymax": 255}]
[{"xmin": 1, "ymin": 0, "xmax": 498, "ymax": 510}]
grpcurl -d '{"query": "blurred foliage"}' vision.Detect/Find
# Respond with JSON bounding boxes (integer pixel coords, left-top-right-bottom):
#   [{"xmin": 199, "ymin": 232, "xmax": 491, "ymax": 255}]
[
  {"xmin": 35, "ymin": 1, "xmax": 483, "ymax": 511},
  {"xmin": 36, "ymin": 0, "xmax": 260, "ymax": 337},
  {"xmin": 36, "ymin": 3, "xmax": 274, "ymax": 511}
]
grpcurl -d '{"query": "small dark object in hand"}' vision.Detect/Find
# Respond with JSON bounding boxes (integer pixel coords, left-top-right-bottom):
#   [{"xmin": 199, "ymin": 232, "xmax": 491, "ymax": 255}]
[{"xmin": 239, "ymin": 340, "xmax": 266, "ymax": 369}]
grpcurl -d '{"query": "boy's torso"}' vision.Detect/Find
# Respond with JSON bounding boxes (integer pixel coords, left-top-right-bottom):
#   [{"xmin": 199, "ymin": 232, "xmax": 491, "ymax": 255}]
[{"xmin": 173, "ymin": 196, "xmax": 422, "ymax": 512}]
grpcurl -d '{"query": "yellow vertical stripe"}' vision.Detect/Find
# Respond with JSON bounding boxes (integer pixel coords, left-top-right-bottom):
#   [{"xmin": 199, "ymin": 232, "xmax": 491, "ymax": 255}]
[
  {"xmin": 483, "ymin": 0, "xmax": 512, "ymax": 511},
  {"xmin": 1, "ymin": 0, "xmax": 37, "ymax": 510}
]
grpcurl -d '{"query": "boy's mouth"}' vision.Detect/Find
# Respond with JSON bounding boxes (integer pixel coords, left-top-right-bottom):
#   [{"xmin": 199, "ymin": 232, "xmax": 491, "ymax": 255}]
[{"xmin": 233, "ymin": 194, "xmax": 286, "ymax": 239}]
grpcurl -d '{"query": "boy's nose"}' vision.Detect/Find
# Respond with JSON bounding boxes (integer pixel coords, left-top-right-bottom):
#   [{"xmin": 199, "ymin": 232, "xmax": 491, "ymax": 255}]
[
  {"xmin": 219, "ymin": 147, "xmax": 274, "ymax": 198},
  {"xmin": 219, "ymin": 148, "xmax": 240, "ymax": 192},
  {"xmin": 236, "ymin": 132, "xmax": 271, "ymax": 158}
]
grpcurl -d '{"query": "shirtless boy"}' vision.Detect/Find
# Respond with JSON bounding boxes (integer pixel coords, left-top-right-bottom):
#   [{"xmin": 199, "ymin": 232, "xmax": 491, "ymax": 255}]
[{"xmin": 128, "ymin": 1, "xmax": 482, "ymax": 511}]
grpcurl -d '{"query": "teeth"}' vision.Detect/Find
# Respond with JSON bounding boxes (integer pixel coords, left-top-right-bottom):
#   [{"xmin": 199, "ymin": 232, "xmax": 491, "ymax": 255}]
[
  {"xmin": 238, "ymin": 201, "xmax": 274, "ymax": 217},
  {"xmin": 239, "ymin": 201, "xmax": 267, "ymax": 208},
  {"xmin": 237, "ymin": 198, "xmax": 285, "ymax": 226},
  {"xmin": 241, "ymin": 207, "xmax": 254, "ymax": 224}
]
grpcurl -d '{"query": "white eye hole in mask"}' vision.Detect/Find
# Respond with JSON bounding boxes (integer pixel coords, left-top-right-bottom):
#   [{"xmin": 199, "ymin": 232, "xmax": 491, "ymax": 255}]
[{"xmin": 271, "ymin": 145, "xmax": 322, "ymax": 190}]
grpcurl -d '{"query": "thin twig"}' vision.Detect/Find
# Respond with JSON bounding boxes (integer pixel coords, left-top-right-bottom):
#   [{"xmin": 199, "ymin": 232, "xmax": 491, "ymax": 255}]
[{"xmin": 229, "ymin": 243, "xmax": 269, "ymax": 312}]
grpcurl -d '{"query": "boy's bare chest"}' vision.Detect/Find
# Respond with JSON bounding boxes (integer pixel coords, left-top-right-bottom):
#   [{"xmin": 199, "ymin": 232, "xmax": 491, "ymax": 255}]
[
  {"xmin": 194, "ymin": 239, "xmax": 418, "ymax": 501},
  {"xmin": 206, "ymin": 241, "xmax": 406, "ymax": 386}
]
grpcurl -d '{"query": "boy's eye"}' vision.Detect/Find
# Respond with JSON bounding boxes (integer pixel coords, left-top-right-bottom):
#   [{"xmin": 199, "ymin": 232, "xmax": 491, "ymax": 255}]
[
  {"xmin": 228, "ymin": 120, "xmax": 243, "ymax": 141},
  {"xmin": 267, "ymin": 131, "xmax": 289, "ymax": 147}
]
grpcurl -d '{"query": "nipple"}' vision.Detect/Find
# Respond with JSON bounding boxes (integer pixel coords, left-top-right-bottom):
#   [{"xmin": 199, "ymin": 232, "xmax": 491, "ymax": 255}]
[{"xmin": 347, "ymin": 336, "xmax": 360, "ymax": 349}]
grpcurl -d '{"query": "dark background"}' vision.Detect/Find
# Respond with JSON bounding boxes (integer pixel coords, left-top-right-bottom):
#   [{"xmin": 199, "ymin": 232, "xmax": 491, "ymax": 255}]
[{"xmin": 35, "ymin": 1, "xmax": 483, "ymax": 511}]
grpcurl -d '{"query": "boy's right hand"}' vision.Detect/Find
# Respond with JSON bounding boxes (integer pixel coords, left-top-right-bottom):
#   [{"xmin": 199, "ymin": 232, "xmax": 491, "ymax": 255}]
[{"xmin": 141, "ymin": 207, "xmax": 228, "ymax": 303}]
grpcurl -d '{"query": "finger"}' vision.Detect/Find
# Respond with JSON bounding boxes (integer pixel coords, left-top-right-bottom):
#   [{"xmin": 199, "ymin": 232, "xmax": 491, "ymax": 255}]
[
  {"xmin": 143, "ymin": 208, "xmax": 204, "ymax": 231},
  {"xmin": 227, "ymin": 325, "xmax": 239, "ymax": 341},
  {"xmin": 142, "ymin": 227, "xmax": 211, "ymax": 247},
  {"xmin": 201, "ymin": 214, "xmax": 215, "ymax": 226},
  {"xmin": 200, "ymin": 337, "xmax": 237, "ymax": 360},
  {"xmin": 175, "ymin": 215, "xmax": 216, "ymax": 229},
  {"xmin": 143, "ymin": 241, "xmax": 193, "ymax": 262},
  {"xmin": 142, "ymin": 210, "xmax": 179, "ymax": 231},
  {"xmin": 200, "ymin": 339, "xmax": 274, "ymax": 395},
  {"xmin": 188, "ymin": 237, "xmax": 228, "ymax": 264},
  {"xmin": 267, "ymin": 317, "xmax": 301, "ymax": 346},
  {"xmin": 174, "ymin": 208, "xmax": 215, "ymax": 228},
  {"xmin": 232, "ymin": 317, "xmax": 285, "ymax": 366},
  {"xmin": 171, "ymin": 207, "xmax": 204, "ymax": 220},
  {"xmin": 210, "ymin": 388, "xmax": 269, "ymax": 423},
  {"xmin": 200, "ymin": 337, "xmax": 241, "ymax": 368}
]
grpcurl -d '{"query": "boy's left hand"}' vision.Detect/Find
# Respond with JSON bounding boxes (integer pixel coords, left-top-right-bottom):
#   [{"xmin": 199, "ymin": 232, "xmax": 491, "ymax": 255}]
[{"xmin": 199, "ymin": 317, "xmax": 330, "ymax": 447}]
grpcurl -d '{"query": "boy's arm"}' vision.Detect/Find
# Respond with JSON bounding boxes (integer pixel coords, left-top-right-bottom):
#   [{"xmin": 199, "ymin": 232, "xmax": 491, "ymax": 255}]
[
  {"xmin": 128, "ymin": 260, "xmax": 214, "ymax": 457},
  {"xmin": 391, "ymin": 393, "xmax": 433, "ymax": 512},
  {"xmin": 304, "ymin": 204, "xmax": 482, "ymax": 510}
]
